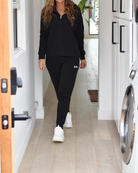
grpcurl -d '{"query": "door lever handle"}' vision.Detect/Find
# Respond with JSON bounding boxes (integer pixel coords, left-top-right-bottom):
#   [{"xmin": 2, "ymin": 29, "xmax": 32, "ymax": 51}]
[
  {"xmin": 11, "ymin": 108, "xmax": 31, "ymax": 128},
  {"xmin": 14, "ymin": 112, "xmax": 31, "ymax": 121}
]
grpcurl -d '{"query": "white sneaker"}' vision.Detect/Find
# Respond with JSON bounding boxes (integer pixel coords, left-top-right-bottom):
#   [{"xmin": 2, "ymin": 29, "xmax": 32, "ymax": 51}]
[
  {"xmin": 52, "ymin": 125, "xmax": 64, "ymax": 142},
  {"xmin": 63, "ymin": 112, "xmax": 73, "ymax": 128}
]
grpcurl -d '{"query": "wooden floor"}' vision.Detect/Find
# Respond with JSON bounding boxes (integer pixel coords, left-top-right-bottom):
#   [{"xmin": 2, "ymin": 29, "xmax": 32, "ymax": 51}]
[{"xmin": 17, "ymin": 39, "xmax": 122, "ymax": 173}]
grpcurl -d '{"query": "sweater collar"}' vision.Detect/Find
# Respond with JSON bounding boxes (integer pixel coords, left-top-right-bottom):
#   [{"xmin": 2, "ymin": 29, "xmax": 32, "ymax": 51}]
[{"xmin": 53, "ymin": 5, "xmax": 67, "ymax": 14}]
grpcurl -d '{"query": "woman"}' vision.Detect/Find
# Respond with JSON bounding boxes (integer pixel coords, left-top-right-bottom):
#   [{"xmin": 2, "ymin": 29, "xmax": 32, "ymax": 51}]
[{"xmin": 38, "ymin": 0, "xmax": 87, "ymax": 142}]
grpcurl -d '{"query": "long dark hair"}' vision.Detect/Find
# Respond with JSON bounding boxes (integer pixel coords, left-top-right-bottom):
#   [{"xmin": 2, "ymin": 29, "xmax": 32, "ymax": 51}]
[{"xmin": 41, "ymin": 0, "xmax": 80, "ymax": 29}]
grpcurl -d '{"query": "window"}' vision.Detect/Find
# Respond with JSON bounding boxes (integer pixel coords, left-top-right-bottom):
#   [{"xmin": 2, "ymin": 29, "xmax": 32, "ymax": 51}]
[
  {"xmin": 89, "ymin": 0, "xmax": 99, "ymax": 35},
  {"xmin": 13, "ymin": 0, "xmax": 20, "ymax": 50},
  {"xmin": 13, "ymin": 0, "xmax": 26, "ymax": 57},
  {"xmin": 13, "ymin": 8, "xmax": 18, "ymax": 49}
]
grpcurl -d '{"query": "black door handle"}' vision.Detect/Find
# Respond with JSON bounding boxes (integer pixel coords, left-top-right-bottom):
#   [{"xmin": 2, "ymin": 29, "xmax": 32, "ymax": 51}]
[
  {"xmin": 120, "ymin": 0, "xmax": 125, "ymax": 13},
  {"xmin": 120, "ymin": 25, "xmax": 125, "ymax": 53},
  {"xmin": 11, "ymin": 108, "xmax": 31, "ymax": 128},
  {"xmin": 11, "ymin": 67, "xmax": 23, "ymax": 95},
  {"xmin": 112, "ymin": 0, "xmax": 116, "ymax": 12},
  {"xmin": 112, "ymin": 22, "xmax": 117, "ymax": 44}
]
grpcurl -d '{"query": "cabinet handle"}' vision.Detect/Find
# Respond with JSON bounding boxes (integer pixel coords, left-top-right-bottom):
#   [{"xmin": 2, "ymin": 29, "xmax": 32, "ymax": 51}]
[
  {"xmin": 112, "ymin": 0, "xmax": 116, "ymax": 12},
  {"xmin": 120, "ymin": 0, "xmax": 125, "ymax": 13},
  {"xmin": 112, "ymin": 22, "xmax": 117, "ymax": 44},
  {"xmin": 120, "ymin": 25, "xmax": 125, "ymax": 53}
]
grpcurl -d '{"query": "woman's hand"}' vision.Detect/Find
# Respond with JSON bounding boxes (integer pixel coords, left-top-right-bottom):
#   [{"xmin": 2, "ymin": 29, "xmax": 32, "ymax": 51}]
[
  {"xmin": 79, "ymin": 59, "xmax": 87, "ymax": 69},
  {"xmin": 39, "ymin": 59, "xmax": 46, "ymax": 71}
]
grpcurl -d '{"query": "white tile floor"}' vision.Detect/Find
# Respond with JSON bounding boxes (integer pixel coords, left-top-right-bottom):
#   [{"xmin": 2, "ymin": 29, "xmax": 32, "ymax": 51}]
[{"xmin": 17, "ymin": 39, "xmax": 122, "ymax": 173}]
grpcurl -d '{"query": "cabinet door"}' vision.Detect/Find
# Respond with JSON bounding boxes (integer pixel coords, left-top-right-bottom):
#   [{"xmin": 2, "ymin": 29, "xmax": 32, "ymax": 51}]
[
  {"xmin": 119, "ymin": 0, "xmax": 133, "ymax": 20},
  {"xmin": 112, "ymin": 18, "xmax": 132, "ymax": 133},
  {"xmin": 115, "ymin": 21, "xmax": 121, "ymax": 133},
  {"xmin": 112, "ymin": 18, "xmax": 120, "ymax": 131},
  {"xmin": 119, "ymin": 19, "xmax": 132, "ymax": 133}
]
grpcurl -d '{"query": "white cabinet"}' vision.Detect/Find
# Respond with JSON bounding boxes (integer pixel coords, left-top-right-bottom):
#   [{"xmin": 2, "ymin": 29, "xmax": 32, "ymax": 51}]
[
  {"xmin": 112, "ymin": 18, "xmax": 120, "ymax": 130},
  {"xmin": 112, "ymin": 18, "xmax": 132, "ymax": 133},
  {"xmin": 112, "ymin": 0, "xmax": 133, "ymax": 20},
  {"xmin": 119, "ymin": 19, "xmax": 132, "ymax": 117}
]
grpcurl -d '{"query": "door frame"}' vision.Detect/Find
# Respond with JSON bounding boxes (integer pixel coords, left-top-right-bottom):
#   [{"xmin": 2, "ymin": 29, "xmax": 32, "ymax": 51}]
[{"xmin": 0, "ymin": 0, "xmax": 15, "ymax": 172}]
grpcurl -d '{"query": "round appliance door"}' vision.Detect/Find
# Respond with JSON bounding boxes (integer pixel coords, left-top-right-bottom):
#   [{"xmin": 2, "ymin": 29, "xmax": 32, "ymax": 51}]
[{"xmin": 120, "ymin": 85, "xmax": 135, "ymax": 164}]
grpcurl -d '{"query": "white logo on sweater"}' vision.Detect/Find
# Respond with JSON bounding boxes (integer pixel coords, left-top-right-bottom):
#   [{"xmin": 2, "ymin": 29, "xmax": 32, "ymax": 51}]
[{"xmin": 74, "ymin": 66, "xmax": 78, "ymax": 68}]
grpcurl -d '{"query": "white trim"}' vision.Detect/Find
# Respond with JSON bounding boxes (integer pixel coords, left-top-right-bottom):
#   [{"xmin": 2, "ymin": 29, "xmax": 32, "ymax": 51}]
[
  {"xmin": 14, "ymin": 48, "xmax": 25, "ymax": 59},
  {"xmin": 97, "ymin": 108, "xmax": 113, "ymax": 120},
  {"xmin": 13, "ymin": 3, "xmax": 20, "ymax": 9},
  {"xmin": 36, "ymin": 107, "xmax": 45, "ymax": 119}
]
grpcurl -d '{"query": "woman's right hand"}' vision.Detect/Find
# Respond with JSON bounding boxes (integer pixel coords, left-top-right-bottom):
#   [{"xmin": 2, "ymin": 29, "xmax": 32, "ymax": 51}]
[{"xmin": 39, "ymin": 59, "xmax": 46, "ymax": 71}]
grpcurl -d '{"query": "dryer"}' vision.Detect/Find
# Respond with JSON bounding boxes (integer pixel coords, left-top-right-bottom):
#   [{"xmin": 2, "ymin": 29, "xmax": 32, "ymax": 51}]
[{"xmin": 120, "ymin": 61, "xmax": 138, "ymax": 173}]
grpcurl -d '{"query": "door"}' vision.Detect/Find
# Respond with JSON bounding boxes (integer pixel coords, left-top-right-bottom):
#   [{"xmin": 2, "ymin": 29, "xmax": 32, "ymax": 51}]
[
  {"xmin": 0, "ymin": 1, "xmax": 31, "ymax": 172},
  {"xmin": 0, "ymin": 0, "xmax": 14, "ymax": 172}
]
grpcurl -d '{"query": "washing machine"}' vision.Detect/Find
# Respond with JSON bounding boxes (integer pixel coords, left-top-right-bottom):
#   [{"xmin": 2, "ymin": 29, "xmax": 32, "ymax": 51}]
[{"xmin": 120, "ymin": 61, "xmax": 138, "ymax": 173}]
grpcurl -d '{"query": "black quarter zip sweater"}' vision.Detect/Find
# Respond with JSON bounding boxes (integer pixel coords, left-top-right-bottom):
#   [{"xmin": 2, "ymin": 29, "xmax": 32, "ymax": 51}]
[{"xmin": 38, "ymin": 4, "xmax": 86, "ymax": 60}]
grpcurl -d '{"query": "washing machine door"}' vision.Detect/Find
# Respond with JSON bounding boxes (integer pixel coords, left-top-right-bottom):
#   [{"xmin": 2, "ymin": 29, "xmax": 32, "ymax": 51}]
[{"xmin": 120, "ymin": 85, "xmax": 135, "ymax": 164}]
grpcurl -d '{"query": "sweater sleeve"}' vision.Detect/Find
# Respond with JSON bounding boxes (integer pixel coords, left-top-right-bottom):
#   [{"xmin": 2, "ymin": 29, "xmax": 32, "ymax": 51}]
[
  {"xmin": 38, "ymin": 14, "xmax": 48, "ymax": 60},
  {"xmin": 75, "ymin": 8, "xmax": 86, "ymax": 60}
]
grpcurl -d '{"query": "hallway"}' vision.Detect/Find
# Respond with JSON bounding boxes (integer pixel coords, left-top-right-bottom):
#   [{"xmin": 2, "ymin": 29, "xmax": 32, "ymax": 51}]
[{"xmin": 17, "ymin": 39, "xmax": 122, "ymax": 173}]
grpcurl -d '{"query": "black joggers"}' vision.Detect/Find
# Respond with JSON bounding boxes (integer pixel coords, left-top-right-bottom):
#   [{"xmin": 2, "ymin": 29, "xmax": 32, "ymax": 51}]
[{"xmin": 46, "ymin": 55, "xmax": 80, "ymax": 128}]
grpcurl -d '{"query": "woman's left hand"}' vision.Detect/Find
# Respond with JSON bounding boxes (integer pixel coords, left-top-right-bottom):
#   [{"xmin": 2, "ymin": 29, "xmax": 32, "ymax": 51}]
[{"xmin": 79, "ymin": 59, "xmax": 87, "ymax": 69}]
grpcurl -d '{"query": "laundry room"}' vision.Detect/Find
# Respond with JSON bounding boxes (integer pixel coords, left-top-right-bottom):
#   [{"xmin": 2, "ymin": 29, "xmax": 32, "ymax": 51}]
[{"xmin": 0, "ymin": 0, "xmax": 138, "ymax": 173}]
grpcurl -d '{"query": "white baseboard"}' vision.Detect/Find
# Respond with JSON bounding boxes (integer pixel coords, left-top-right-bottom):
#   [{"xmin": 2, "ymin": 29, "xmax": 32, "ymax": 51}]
[
  {"xmin": 97, "ymin": 108, "xmax": 113, "ymax": 120},
  {"xmin": 36, "ymin": 106, "xmax": 45, "ymax": 119},
  {"xmin": 15, "ymin": 118, "xmax": 35, "ymax": 173}
]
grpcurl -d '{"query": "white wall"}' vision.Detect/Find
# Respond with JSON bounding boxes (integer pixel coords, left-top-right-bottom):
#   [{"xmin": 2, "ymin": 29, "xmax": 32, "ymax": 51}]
[
  {"xmin": 43, "ymin": 69, "xmax": 50, "ymax": 97},
  {"xmin": 97, "ymin": 0, "xmax": 113, "ymax": 120},
  {"xmin": 13, "ymin": 0, "xmax": 36, "ymax": 172},
  {"xmin": 34, "ymin": 0, "xmax": 51, "ymax": 118}
]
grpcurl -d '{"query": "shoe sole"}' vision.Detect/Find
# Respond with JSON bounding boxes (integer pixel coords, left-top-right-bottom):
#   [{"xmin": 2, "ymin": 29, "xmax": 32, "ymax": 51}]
[
  {"xmin": 63, "ymin": 123, "xmax": 73, "ymax": 128},
  {"xmin": 52, "ymin": 136, "xmax": 64, "ymax": 142}
]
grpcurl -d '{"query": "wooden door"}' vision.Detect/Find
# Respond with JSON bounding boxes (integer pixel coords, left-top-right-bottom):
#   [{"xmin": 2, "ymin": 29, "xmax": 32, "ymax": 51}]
[{"xmin": 0, "ymin": 0, "xmax": 15, "ymax": 172}]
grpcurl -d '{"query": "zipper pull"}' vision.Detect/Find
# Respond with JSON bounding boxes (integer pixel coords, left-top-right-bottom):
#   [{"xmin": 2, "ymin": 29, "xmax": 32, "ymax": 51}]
[{"xmin": 60, "ymin": 15, "xmax": 62, "ymax": 19}]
